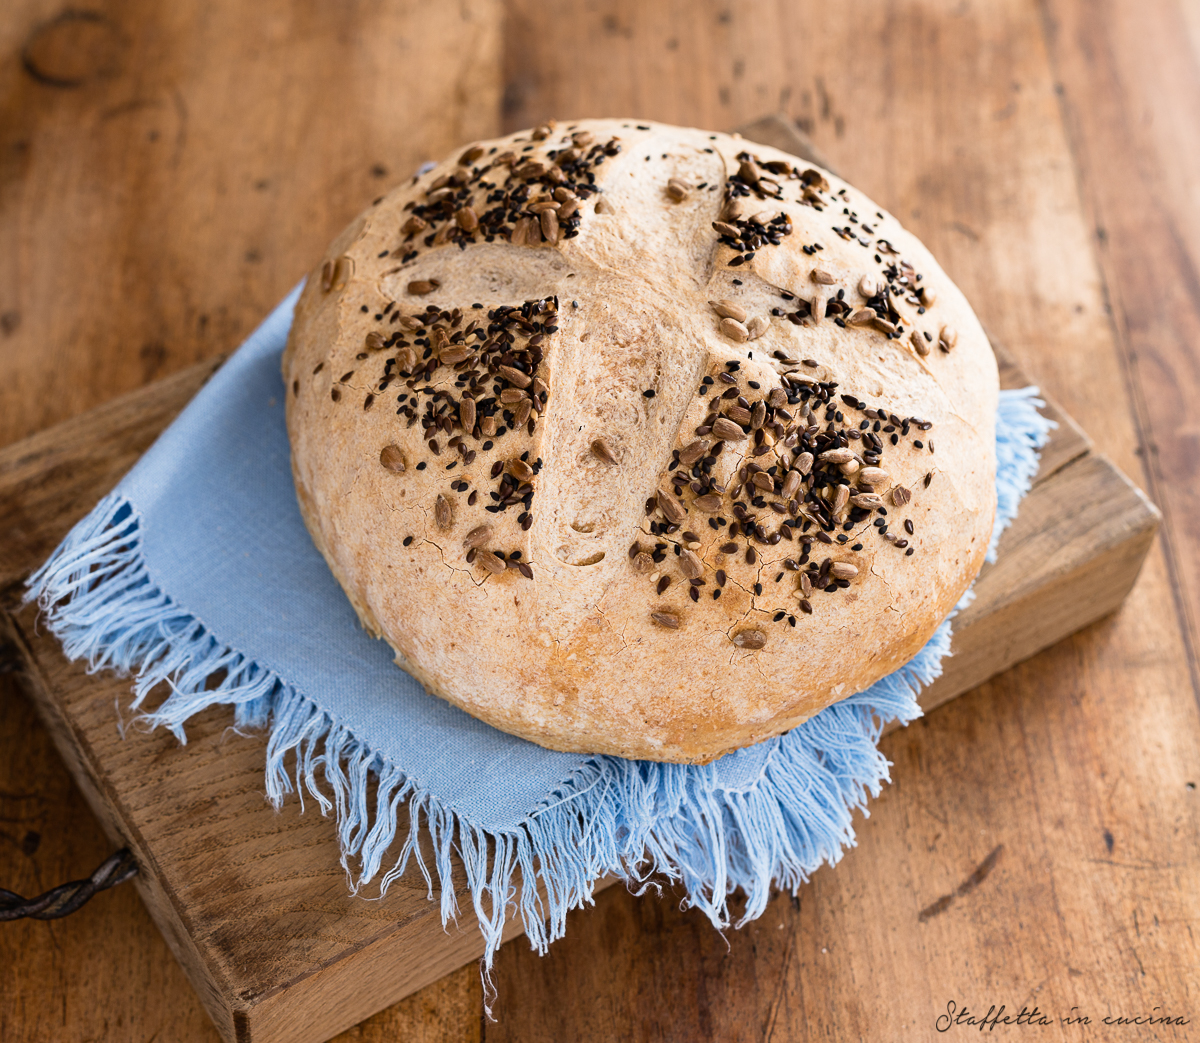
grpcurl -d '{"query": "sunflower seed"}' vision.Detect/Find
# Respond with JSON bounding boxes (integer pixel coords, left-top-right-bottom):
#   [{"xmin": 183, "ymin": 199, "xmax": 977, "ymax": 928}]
[
  {"xmin": 800, "ymin": 572, "xmax": 812, "ymax": 596},
  {"xmin": 440, "ymin": 346, "xmax": 472, "ymax": 365},
  {"xmin": 510, "ymin": 216, "xmax": 535, "ymax": 245},
  {"xmin": 513, "ymin": 399, "xmax": 533, "ymax": 427},
  {"xmin": 850, "ymin": 492, "xmax": 884, "ymax": 509},
  {"xmin": 460, "ymin": 396, "xmax": 476, "ymax": 432},
  {"xmin": 498, "ymin": 365, "xmax": 532, "ymax": 388},
  {"xmin": 713, "ymin": 220, "xmax": 742, "ymax": 238},
  {"xmin": 692, "ymin": 494, "xmax": 723, "ymax": 512},
  {"xmin": 734, "ymin": 157, "xmax": 759, "ymax": 184},
  {"xmin": 859, "ymin": 274, "xmax": 879, "ymax": 298},
  {"xmin": 892, "ymin": 485, "xmax": 912, "ymax": 507},
  {"xmin": 711, "ymin": 417, "xmax": 747, "ymax": 441},
  {"xmin": 919, "ymin": 285, "xmax": 937, "ymax": 306},
  {"xmin": 510, "ymin": 459, "xmax": 535, "ymax": 481},
  {"xmin": 402, "ymin": 215, "xmax": 428, "ymax": 235},
  {"xmin": 678, "ymin": 439, "xmax": 710, "ymax": 466},
  {"xmin": 911, "ymin": 330, "xmax": 930, "ymax": 357},
  {"xmin": 832, "ymin": 484, "xmax": 849, "ymax": 513},
  {"xmin": 732, "ymin": 629, "xmax": 767, "ymax": 649},
  {"xmin": 477, "ymin": 549, "xmax": 506, "ymax": 574},
  {"xmin": 379, "ymin": 445, "xmax": 406, "ymax": 472},
  {"xmin": 858, "ymin": 466, "xmax": 888, "ymax": 485},
  {"xmin": 459, "ymin": 145, "xmax": 485, "ymax": 165},
  {"xmin": 633, "ymin": 552, "xmax": 655, "ymax": 573},
  {"xmin": 938, "ymin": 325, "xmax": 958, "ymax": 351},
  {"xmin": 830, "ymin": 561, "xmax": 859, "ymax": 580},
  {"xmin": 720, "ymin": 317, "xmax": 750, "ymax": 342},
  {"xmin": 710, "ymin": 299, "xmax": 747, "ymax": 322},
  {"xmin": 811, "ymin": 268, "xmax": 835, "ymax": 285},
  {"xmin": 679, "ymin": 549, "xmax": 704, "ymax": 579},
  {"xmin": 329, "ymin": 256, "xmax": 352, "ymax": 292},
  {"xmin": 846, "ymin": 308, "xmax": 876, "ymax": 327},
  {"xmin": 666, "ymin": 178, "xmax": 691, "ymax": 201},
  {"xmin": 408, "ymin": 280, "xmax": 438, "ymax": 296},
  {"xmin": 819, "ymin": 448, "xmax": 855, "ymax": 464},
  {"xmin": 746, "ymin": 315, "xmax": 769, "ymax": 340},
  {"xmin": 658, "ymin": 487, "xmax": 686, "ymax": 524},
  {"xmin": 434, "ymin": 494, "xmax": 452, "ymax": 529},
  {"xmin": 725, "ymin": 405, "xmax": 752, "ymax": 425},
  {"xmin": 480, "ymin": 415, "xmax": 497, "ymax": 437},
  {"xmin": 591, "ymin": 437, "xmax": 618, "ymax": 465},
  {"xmin": 651, "ymin": 611, "xmax": 681, "ymax": 629},
  {"xmin": 873, "ymin": 317, "xmax": 898, "ymax": 336},
  {"xmin": 795, "ymin": 452, "xmax": 814, "ymax": 475},
  {"xmin": 365, "ymin": 331, "xmax": 385, "ymax": 351},
  {"xmin": 540, "ymin": 208, "xmax": 560, "ymax": 245},
  {"xmin": 463, "ymin": 524, "xmax": 492, "ymax": 548}
]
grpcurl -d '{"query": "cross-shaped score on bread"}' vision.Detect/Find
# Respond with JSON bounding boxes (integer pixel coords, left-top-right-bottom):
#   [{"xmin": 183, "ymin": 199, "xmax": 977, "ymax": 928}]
[{"xmin": 283, "ymin": 119, "xmax": 998, "ymax": 763}]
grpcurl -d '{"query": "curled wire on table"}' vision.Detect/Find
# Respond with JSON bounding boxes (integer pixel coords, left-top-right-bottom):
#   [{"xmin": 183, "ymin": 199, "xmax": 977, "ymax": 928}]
[{"xmin": 0, "ymin": 848, "xmax": 138, "ymax": 921}]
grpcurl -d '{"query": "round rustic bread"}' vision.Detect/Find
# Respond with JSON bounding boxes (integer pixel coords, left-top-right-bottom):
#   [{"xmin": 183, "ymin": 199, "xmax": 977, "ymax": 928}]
[{"xmin": 283, "ymin": 118, "xmax": 998, "ymax": 764}]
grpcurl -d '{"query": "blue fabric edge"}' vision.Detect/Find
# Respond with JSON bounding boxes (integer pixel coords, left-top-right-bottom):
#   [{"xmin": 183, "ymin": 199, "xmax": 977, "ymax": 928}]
[{"xmin": 24, "ymin": 386, "xmax": 1053, "ymax": 994}]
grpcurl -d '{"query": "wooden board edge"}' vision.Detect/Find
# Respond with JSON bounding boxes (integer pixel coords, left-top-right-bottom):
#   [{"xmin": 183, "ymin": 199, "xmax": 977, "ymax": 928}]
[
  {"xmin": 242, "ymin": 875, "xmax": 621, "ymax": 1043},
  {"xmin": 0, "ymin": 608, "xmax": 242, "ymax": 1043}
]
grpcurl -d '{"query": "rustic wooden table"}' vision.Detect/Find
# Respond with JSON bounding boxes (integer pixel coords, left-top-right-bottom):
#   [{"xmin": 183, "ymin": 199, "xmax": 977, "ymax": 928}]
[{"xmin": 2, "ymin": 2, "xmax": 1197, "ymax": 1040}]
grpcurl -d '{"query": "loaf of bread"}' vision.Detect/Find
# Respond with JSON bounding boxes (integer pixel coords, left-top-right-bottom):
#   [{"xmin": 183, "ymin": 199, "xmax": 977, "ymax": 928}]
[{"xmin": 283, "ymin": 118, "xmax": 998, "ymax": 763}]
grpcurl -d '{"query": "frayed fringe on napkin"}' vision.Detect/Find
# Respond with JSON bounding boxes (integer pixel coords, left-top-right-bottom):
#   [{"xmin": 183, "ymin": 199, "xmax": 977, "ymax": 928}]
[{"xmin": 25, "ymin": 387, "xmax": 1051, "ymax": 989}]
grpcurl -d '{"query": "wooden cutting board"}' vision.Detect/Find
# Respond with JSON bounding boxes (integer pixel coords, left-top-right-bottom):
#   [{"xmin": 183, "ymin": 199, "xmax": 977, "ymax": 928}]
[{"xmin": 0, "ymin": 116, "xmax": 1160, "ymax": 1043}]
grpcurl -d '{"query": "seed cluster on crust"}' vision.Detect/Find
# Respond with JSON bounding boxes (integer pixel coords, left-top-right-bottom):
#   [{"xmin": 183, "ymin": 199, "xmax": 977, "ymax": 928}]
[{"xmin": 636, "ymin": 357, "xmax": 936, "ymax": 644}]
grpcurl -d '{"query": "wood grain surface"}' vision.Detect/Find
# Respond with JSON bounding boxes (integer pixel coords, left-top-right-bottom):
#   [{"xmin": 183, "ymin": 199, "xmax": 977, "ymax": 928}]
[{"xmin": 1, "ymin": 1, "xmax": 1196, "ymax": 1041}]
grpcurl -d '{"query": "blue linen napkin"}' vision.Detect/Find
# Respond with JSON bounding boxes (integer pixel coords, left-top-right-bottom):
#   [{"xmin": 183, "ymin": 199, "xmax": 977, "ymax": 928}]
[{"xmin": 27, "ymin": 286, "xmax": 1052, "ymax": 973}]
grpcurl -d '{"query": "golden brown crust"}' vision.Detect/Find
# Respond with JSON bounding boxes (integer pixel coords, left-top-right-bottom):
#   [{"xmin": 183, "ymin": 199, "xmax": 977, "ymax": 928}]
[{"xmin": 283, "ymin": 119, "xmax": 998, "ymax": 763}]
